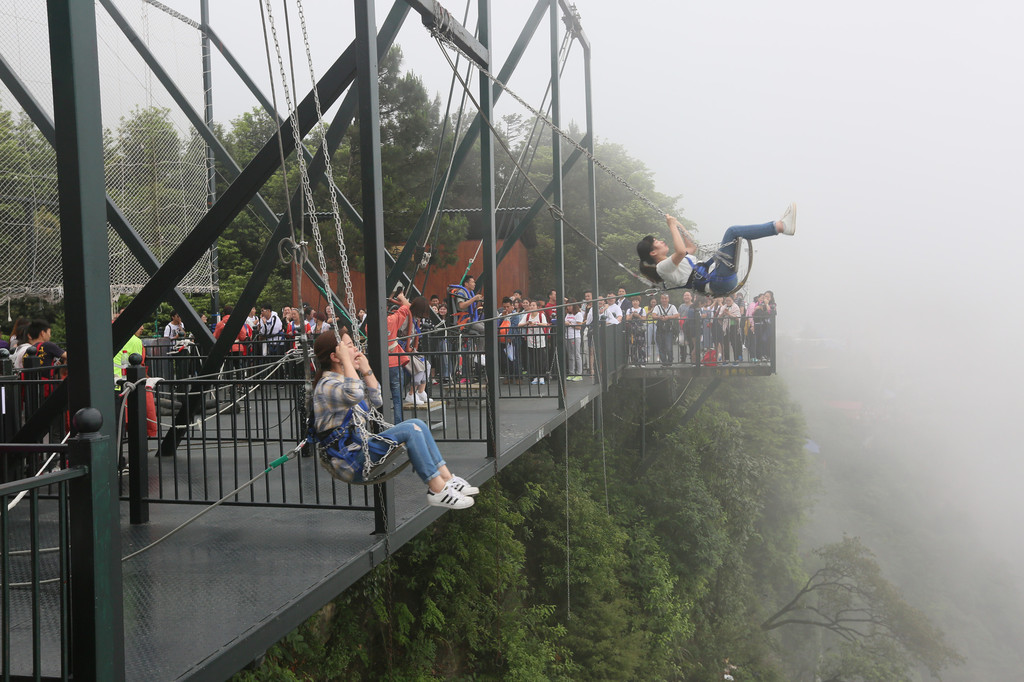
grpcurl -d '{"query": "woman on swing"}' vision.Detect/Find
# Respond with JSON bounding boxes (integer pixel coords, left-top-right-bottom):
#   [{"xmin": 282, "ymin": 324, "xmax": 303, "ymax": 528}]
[
  {"xmin": 311, "ymin": 328, "xmax": 478, "ymax": 510},
  {"xmin": 637, "ymin": 203, "xmax": 797, "ymax": 294}
]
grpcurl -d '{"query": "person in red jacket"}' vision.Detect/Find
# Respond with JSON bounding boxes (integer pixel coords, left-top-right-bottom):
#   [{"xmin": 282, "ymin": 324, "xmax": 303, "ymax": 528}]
[{"xmin": 213, "ymin": 305, "xmax": 251, "ymax": 359}]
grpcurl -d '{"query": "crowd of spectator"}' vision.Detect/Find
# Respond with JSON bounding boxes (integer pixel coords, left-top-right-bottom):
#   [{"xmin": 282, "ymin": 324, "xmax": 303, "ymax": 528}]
[
  {"xmin": 1, "ymin": 282, "xmax": 777, "ymax": 416},
  {"xmin": 623, "ymin": 289, "xmax": 778, "ymax": 366}
]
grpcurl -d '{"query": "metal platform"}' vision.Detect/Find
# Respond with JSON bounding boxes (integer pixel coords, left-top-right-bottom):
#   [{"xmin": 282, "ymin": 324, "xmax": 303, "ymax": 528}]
[{"xmin": 6, "ymin": 380, "xmax": 605, "ymax": 682}]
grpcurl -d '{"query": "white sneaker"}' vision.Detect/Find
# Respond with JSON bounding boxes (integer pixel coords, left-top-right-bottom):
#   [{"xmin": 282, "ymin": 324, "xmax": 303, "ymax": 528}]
[
  {"xmin": 448, "ymin": 475, "xmax": 479, "ymax": 496},
  {"xmin": 530, "ymin": 378, "xmax": 539, "ymax": 385},
  {"xmin": 417, "ymin": 391, "xmax": 431, "ymax": 404},
  {"xmin": 539, "ymin": 378, "xmax": 546, "ymax": 385},
  {"xmin": 427, "ymin": 482, "xmax": 474, "ymax": 509},
  {"xmin": 779, "ymin": 202, "xmax": 797, "ymax": 235}
]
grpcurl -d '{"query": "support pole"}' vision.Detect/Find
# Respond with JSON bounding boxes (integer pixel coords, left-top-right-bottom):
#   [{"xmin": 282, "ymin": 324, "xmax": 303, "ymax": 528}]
[
  {"xmin": 125, "ymin": 355, "xmax": 149, "ymax": 524},
  {"xmin": 549, "ymin": 0, "xmax": 566, "ymax": 410},
  {"xmin": 201, "ymin": 0, "xmax": 219, "ymax": 321},
  {"xmin": 478, "ymin": 0, "xmax": 500, "ymax": 456},
  {"xmin": 355, "ymin": 0, "xmax": 394, "ymax": 534},
  {"xmin": 583, "ymin": 38, "xmax": 602, "ymax": 438},
  {"xmin": 45, "ymin": 2, "xmax": 125, "ymax": 673}
]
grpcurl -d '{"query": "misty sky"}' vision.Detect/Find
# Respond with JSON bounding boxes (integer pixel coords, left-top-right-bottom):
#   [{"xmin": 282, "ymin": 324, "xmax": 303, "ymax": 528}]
[{"xmin": 1, "ymin": 0, "xmax": 1019, "ymax": 664}]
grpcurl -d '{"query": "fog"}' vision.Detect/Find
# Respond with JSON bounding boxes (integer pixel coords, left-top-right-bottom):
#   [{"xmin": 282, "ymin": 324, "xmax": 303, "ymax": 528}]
[{"xmin": 163, "ymin": 0, "xmax": 1024, "ymax": 671}]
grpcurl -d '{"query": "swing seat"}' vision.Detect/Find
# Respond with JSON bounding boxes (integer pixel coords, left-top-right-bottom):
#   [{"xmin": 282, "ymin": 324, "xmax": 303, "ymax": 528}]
[{"xmin": 312, "ymin": 430, "xmax": 412, "ymax": 486}]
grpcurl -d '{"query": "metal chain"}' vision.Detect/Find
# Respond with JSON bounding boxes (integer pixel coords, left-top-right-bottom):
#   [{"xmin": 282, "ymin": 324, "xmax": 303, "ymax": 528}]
[
  {"xmin": 140, "ymin": 0, "xmax": 202, "ymax": 30},
  {"xmin": 262, "ymin": 0, "xmax": 342, "ymax": 350},
  {"xmin": 294, "ymin": 0, "xmax": 357, "ymax": 345},
  {"xmin": 432, "ymin": 29, "xmax": 669, "ymax": 218}
]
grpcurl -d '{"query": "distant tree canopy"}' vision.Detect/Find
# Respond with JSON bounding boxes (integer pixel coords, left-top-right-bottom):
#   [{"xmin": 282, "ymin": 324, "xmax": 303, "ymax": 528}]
[{"xmin": 762, "ymin": 537, "xmax": 964, "ymax": 682}]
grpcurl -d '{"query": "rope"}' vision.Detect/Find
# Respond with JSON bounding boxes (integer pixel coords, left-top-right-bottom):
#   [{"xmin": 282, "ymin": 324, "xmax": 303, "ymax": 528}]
[
  {"xmin": 121, "ymin": 443, "xmax": 304, "ymax": 562},
  {"xmin": 5, "ymin": 433, "xmax": 70, "ymax": 511}
]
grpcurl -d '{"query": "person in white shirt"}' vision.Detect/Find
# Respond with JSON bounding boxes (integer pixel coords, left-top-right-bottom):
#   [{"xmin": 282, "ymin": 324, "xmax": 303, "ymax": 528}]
[
  {"xmin": 721, "ymin": 295, "xmax": 743, "ymax": 363},
  {"xmin": 163, "ymin": 311, "xmax": 185, "ymax": 339},
  {"xmin": 563, "ymin": 303, "xmax": 584, "ymax": 380},
  {"xmin": 518, "ymin": 300, "xmax": 548, "ymax": 385},
  {"xmin": 258, "ymin": 303, "xmax": 285, "ymax": 355},
  {"xmin": 624, "ymin": 297, "xmax": 647, "ymax": 365},
  {"xmin": 602, "ymin": 292, "xmax": 622, "ymax": 325},
  {"xmin": 651, "ymin": 293, "xmax": 679, "ymax": 366},
  {"xmin": 636, "ymin": 205, "xmax": 796, "ymax": 295}
]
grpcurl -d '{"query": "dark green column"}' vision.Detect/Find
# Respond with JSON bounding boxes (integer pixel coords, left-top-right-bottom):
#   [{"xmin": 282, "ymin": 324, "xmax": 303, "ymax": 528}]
[
  {"xmin": 46, "ymin": 0, "xmax": 125, "ymax": 678},
  {"xmin": 549, "ymin": 0, "xmax": 566, "ymax": 409},
  {"xmin": 478, "ymin": 0, "xmax": 500, "ymax": 455},
  {"xmin": 355, "ymin": 0, "xmax": 394, "ymax": 533}
]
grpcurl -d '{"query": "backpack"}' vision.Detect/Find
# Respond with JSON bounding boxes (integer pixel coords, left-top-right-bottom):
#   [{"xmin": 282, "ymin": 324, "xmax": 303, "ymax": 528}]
[{"xmin": 702, "ymin": 348, "xmax": 718, "ymax": 367}]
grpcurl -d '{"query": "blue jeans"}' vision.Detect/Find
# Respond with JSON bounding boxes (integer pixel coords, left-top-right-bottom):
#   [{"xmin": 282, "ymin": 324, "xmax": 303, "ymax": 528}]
[
  {"xmin": 373, "ymin": 418, "xmax": 445, "ymax": 484},
  {"xmin": 389, "ymin": 366, "xmax": 405, "ymax": 422},
  {"xmin": 709, "ymin": 222, "xmax": 777, "ymax": 294}
]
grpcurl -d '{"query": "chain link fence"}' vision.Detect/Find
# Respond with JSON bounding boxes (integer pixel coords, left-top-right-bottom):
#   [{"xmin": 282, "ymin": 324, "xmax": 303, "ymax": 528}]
[{"xmin": 0, "ymin": 0, "xmax": 215, "ymax": 307}]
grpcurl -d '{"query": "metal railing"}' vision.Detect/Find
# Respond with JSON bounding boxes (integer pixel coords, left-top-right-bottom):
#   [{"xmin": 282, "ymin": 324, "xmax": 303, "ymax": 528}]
[
  {"xmin": 1, "ymin": 449, "xmax": 82, "ymax": 682},
  {"xmin": 117, "ymin": 357, "xmax": 375, "ymax": 514}
]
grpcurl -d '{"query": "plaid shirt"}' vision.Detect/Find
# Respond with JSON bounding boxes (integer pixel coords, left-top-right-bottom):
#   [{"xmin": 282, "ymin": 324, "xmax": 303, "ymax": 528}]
[{"xmin": 313, "ymin": 370, "xmax": 383, "ymax": 433}]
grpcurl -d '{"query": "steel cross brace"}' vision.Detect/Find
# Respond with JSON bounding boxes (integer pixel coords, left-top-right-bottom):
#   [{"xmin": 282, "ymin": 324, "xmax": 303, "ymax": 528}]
[
  {"xmin": 156, "ymin": 4, "xmax": 412, "ymax": 456},
  {"xmin": 98, "ymin": 0, "xmax": 348, "ymax": 330},
  {"xmin": 14, "ymin": 18, "xmax": 365, "ymax": 443},
  {"xmin": 0, "ymin": 53, "xmax": 215, "ymax": 353}
]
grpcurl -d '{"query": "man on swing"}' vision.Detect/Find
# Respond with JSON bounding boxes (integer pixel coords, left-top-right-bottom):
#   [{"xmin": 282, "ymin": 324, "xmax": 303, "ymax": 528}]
[{"xmin": 637, "ymin": 203, "xmax": 796, "ymax": 295}]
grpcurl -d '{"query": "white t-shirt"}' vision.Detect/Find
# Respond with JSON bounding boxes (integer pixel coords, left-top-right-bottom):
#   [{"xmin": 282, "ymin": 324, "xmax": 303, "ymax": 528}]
[
  {"xmin": 653, "ymin": 304, "xmax": 679, "ymax": 319},
  {"xmin": 603, "ymin": 303, "xmax": 622, "ymax": 325},
  {"xmin": 564, "ymin": 312, "xmax": 583, "ymax": 340},
  {"xmin": 163, "ymin": 322, "xmax": 184, "ymax": 338},
  {"xmin": 656, "ymin": 255, "xmax": 696, "ymax": 288}
]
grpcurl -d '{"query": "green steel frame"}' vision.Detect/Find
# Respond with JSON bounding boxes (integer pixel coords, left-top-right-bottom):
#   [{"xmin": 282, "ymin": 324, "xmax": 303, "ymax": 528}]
[{"xmin": 4, "ymin": 0, "xmax": 610, "ymax": 678}]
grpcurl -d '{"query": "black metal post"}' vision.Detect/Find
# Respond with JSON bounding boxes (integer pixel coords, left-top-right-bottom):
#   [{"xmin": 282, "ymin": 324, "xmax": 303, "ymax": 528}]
[
  {"xmin": 355, "ymin": 0, "xmax": 394, "ymax": 534},
  {"xmin": 126, "ymin": 355, "xmax": 149, "ymax": 524},
  {"xmin": 549, "ymin": 0, "xmax": 566, "ymax": 410},
  {"xmin": 478, "ymin": 0, "xmax": 499, "ymax": 457},
  {"xmin": 47, "ymin": 0, "xmax": 125, "ymax": 674},
  {"xmin": 201, "ymin": 0, "xmax": 219, "ymax": 321}
]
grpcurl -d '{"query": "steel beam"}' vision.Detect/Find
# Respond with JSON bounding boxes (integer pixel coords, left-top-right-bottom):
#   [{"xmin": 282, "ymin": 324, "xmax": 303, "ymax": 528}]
[
  {"xmin": 355, "ymin": 0, "xmax": 395, "ymax": 534},
  {"xmin": 100, "ymin": 0, "xmax": 345, "ymax": 335},
  {"xmin": 201, "ymin": 9, "xmax": 414, "ymax": 316},
  {"xmin": 478, "ymin": 0, "xmax": 499, "ymax": 453},
  {"xmin": 584, "ymin": 38, "xmax": 602, "ymax": 431},
  {"xmin": 386, "ymin": 0, "xmax": 549, "ymax": 293},
  {"xmin": 549, "ymin": 0, "xmax": 566, "ymax": 410},
  {"xmin": 403, "ymin": 0, "xmax": 488, "ymax": 68},
  {"xmin": 46, "ymin": 0, "xmax": 124, "ymax": 678},
  {"xmin": 110, "ymin": 38, "xmax": 361, "ymax": 352},
  {"xmin": 201, "ymin": 0, "xmax": 219, "ymax": 320}
]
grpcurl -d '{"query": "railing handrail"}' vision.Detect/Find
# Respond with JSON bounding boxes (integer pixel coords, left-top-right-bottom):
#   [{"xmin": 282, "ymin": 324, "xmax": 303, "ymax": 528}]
[
  {"xmin": 0, "ymin": 443, "xmax": 69, "ymax": 454},
  {"xmin": 0, "ymin": 465, "xmax": 86, "ymax": 496}
]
